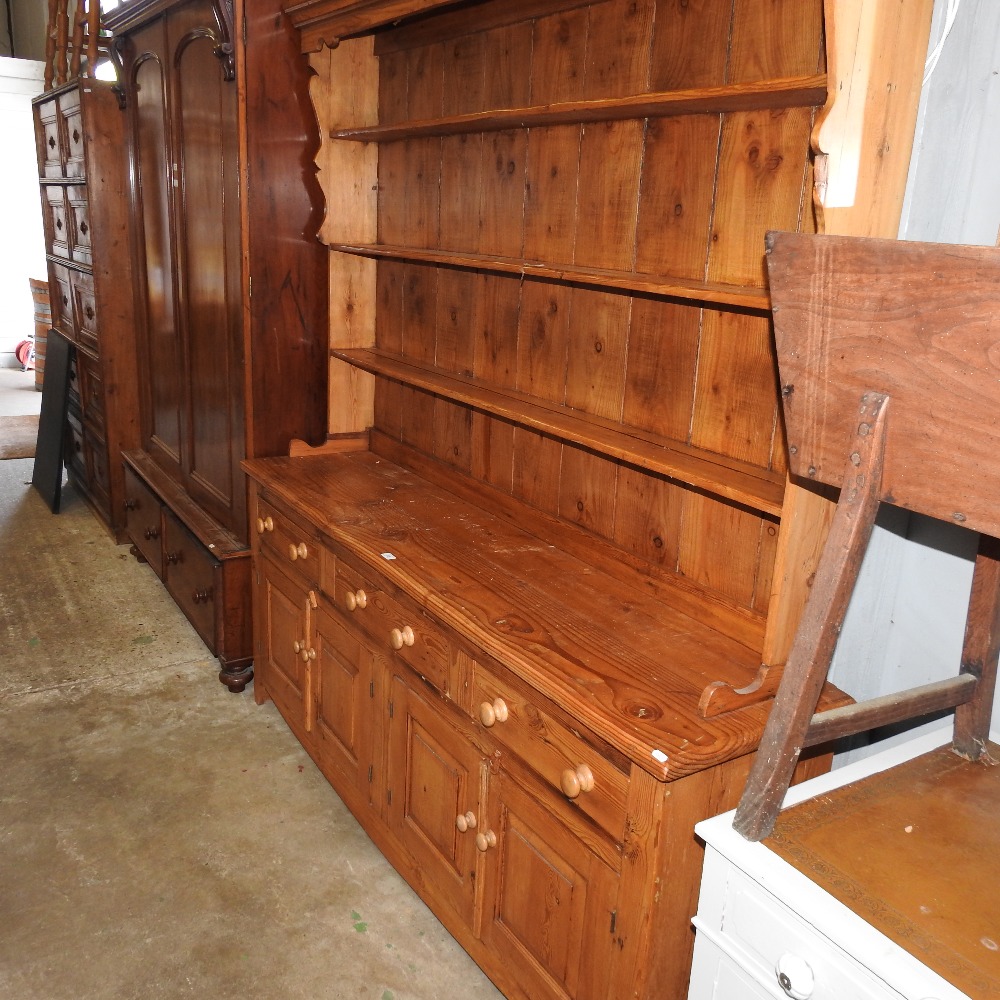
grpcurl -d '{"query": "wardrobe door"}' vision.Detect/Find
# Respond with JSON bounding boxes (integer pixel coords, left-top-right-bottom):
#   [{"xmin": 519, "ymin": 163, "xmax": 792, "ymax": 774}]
[
  {"xmin": 170, "ymin": 4, "xmax": 245, "ymax": 535},
  {"xmin": 130, "ymin": 25, "xmax": 184, "ymax": 483}
]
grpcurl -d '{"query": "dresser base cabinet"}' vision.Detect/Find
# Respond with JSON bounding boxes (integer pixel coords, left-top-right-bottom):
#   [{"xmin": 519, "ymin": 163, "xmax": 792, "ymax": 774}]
[
  {"xmin": 123, "ymin": 452, "xmax": 253, "ymax": 692},
  {"xmin": 245, "ymin": 455, "xmax": 842, "ymax": 1000}
]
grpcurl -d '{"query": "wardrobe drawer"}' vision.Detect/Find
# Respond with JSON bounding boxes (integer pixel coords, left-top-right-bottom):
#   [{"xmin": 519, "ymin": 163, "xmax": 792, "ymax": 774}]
[
  {"xmin": 334, "ymin": 557, "xmax": 455, "ymax": 699},
  {"xmin": 472, "ymin": 663, "xmax": 628, "ymax": 843},
  {"xmin": 254, "ymin": 497, "xmax": 319, "ymax": 584},
  {"xmin": 163, "ymin": 509, "xmax": 219, "ymax": 649},
  {"xmin": 123, "ymin": 463, "xmax": 164, "ymax": 577}
]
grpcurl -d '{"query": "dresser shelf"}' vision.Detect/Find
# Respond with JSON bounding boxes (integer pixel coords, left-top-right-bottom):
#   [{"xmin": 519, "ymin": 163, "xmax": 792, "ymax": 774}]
[
  {"xmin": 332, "ymin": 347, "xmax": 786, "ymax": 516},
  {"xmin": 329, "ymin": 242, "xmax": 772, "ymax": 310},
  {"xmin": 330, "ymin": 74, "xmax": 827, "ymax": 141}
]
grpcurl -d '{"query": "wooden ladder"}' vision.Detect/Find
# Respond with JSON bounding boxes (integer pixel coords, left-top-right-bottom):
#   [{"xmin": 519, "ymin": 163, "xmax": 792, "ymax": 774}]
[{"xmin": 734, "ymin": 231, "xmax": 1000, "ymax": 841}]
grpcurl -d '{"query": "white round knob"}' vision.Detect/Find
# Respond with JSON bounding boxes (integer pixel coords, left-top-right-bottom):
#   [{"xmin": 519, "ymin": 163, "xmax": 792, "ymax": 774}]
[{"xmin": 775, "ymin": 953, "xmax": 814, "ymax": 1000}]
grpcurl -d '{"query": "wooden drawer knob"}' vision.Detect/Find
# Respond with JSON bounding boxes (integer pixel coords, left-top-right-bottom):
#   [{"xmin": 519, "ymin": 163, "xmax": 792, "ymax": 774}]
[
  {"xmin": 255, "ymin": 516, "xmax": 273, "ymax": 534},
  {"xmin": 455, "ymin": 811, "xmax": 477, "ymax": 833},
  {"xmin": 478, "ymin": 698, "xmax": 509, "ymax": 728},
  {"xmin": 560, "ymin": 764, "xmax": 595, "ymax": 799},
  {"xmin": 143, "ymin": 526, "xmax": 159, "ymax": 541},
  {"xmin": 293, "ymin": 639, "xmax": 305, "ymax": 655},
  {"xmin": 344, "ymin": 589, "xmax": 367, "ymax": 611},
  {"xmin": 389, "ymin": 625, "xmax": 414, "ymax": 650},
  {"xmin": 475, "ymin": 830, "xmax": 497, "ymax": 853},
  {"xmin": 287, "ymin": 541, "xmax": 308, "ymax": 561},
  {"xmin": 165, "ymin": 550, "xmax": 181, "ymax": 566},
  {"xmin": 300, "ymin": 646, "xmax": 316, "ymax": 663},
  {"xmin": 192, "ymin": 588, "xmax": 212, "ymax": 604},
  {"xmin": 123, "ymin": 498, "xmax": 136, "ymax": 511}
]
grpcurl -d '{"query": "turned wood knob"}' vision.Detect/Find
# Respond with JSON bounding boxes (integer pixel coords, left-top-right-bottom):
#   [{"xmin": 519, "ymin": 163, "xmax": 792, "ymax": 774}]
[
  {"xmin": 300, "ymin": 646, "xmax": 316, "ymax": 663},
  {"xmin": 478, "ymin": 698, "xmax": 509, "ymax": 728},
  {"xmin": 293, "ymin": 640, "xmax": 304, "ymax": 654},
  {"xmin": 475, "ymin": 830, "xmax": 497, "ymax": 853},
  {"xmin": 344, "ymin": 589, "xmax": 367, "ymax": 612},
  {"xmin": 560, "ymin": 764, "xmax": 595, "ymax": 799},
  {"xmin": 255, "ymin": 516, "xmax": 273, "ymax": 534},
  {"xmin": 144, "ymin": 526, "xmax": 159, "ymax": 541},
  {"xmin": 192, "ymin": 588, "xmax": 212, "ymax": 604},
  {"xmin": 165, "ymin": 551, "xmax": 181, "ymax": 566},
  {"xmin": 287, "ymin": 541, "xmax": 308, "ymax": 561},
  {"xmin": 455, "ymin": 811, "xmax": 477, "ymax": 833},
  {"xmin": 123, "ymin": 498, "xmax": 136, "ymax": 511},
  {"xmin": 79, "ymin": 220, "xmax": 88, "ymax": 235},
  {"xmin": 389, "ymin": 625, "xmax": 414, "ymax": 650}
]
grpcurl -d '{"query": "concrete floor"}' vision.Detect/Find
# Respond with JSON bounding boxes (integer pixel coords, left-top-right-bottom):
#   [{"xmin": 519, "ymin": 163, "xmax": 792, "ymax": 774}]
[{"xmin": 0, "ymin": 378, "xmax": 504, "ymax": 998}]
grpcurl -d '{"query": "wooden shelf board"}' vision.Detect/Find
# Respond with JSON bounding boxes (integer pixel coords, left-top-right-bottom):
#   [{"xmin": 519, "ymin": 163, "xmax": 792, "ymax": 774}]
[
  {"xmin": 330, "ymin": 75, "xmax": 827, "ymax": 141},
  {"xmin": 328, "ymin": 243, "xmax": 771, "ymax": 310},
  {"xmin": 331, "ymin": 348, "xmax": 786, "ymax": 516}
]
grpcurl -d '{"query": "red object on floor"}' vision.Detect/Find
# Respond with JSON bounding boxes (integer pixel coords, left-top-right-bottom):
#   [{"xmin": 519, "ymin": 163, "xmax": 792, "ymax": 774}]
[{"xmin": 15, "ymin": 339, "xmax": 34, "ymax": 370}]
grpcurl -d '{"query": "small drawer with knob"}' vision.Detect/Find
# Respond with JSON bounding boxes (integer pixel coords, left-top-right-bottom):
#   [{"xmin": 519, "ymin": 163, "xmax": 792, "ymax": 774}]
[
  {"xmin": 471, "ymin": 665, "xmax": 628, "ymax": 843},
  {"xmin": 123, "ymin": 463, "xmax": 164, "ymax": 577},
  {"xmin": 334, "ymin": 557, "xmax": 455, "ymax": 699},
  {"xmin": 48, "ymin": 263, "xmax": 75, "ymax": 341},
  {"xmin": 254, "ymin": 498, "xmax": 318, "ymax": 582},
  {"xmin": 162, "ymin": 508, "xmax": 220, "ymax": 650},
  {"xmin": 58, "ymin": 88, "xmax": 85, "ymax": 178},
  {"xmin": 67, "ymin": 188, "xmax": 92, "ymax": 265}
]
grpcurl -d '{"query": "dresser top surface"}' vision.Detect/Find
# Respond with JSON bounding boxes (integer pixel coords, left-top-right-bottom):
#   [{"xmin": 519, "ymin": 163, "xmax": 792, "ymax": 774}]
[{"xmin": 245, "ymin": 451, "xmax": 847, "ymax": 780}]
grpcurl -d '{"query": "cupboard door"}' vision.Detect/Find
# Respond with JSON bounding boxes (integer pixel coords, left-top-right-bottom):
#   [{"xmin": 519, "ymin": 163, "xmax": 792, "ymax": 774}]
[
  {"xmin": 256, "ymin": 557, "xmax": 312, "ymax": 735},
  {"xmin": 386, "ymin": 673, "xmax": 485, "ymax": 928},
  {"xmin": 480, "ymin": 762, "xmax": 620, "ymax": 1000},
  {"xmin": 313, "ymin": 603, "xmax": 379, "ymax": 806}
]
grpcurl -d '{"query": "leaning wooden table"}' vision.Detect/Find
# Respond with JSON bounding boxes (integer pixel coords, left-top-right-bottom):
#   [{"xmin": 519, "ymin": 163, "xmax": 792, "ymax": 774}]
[{"xmin": 690, "ymin": 725, "xmax": 1000, "ymax": 1000}]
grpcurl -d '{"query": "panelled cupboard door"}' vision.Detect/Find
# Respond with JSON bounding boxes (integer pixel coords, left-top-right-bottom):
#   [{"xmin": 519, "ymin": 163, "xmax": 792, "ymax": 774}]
[
  {"xmin": 119, "ymin": 0, "xmax": 245, "ymax": 537},
  {"xmin": 256, "ymin": 558, "xmax": 312, "ymax": 735},
  {"xmin": 386, "ymin": 673, "xmax": 485, "ymax": 930},
  {"xmin": 480, "ymin": 761, "xmax": 619, "ymax": 1000},
  {"xmin": 313, "ymin": 603, "xmax": 379, "ymax": 808}
]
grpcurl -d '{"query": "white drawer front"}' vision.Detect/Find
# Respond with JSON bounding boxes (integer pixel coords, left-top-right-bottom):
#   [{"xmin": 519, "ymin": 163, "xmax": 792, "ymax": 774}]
[{"xmin": 711, "ymin": 864, "xmax": 907, "ymax": 1000}]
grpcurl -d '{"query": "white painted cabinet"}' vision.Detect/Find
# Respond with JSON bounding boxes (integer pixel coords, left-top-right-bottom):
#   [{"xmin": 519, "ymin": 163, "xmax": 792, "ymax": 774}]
[{"xmin": 689, "ymin": 728, "xmax": 980, "ymax": 1000}]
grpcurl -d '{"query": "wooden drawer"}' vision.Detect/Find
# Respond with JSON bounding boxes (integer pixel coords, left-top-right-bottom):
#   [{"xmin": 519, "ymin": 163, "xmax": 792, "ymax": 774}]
[
  {"xmin": 44, "ymin": 186, "xmax": 70, "ymax": 259},
  {"xmin": 37, "ymin": 97, "xmax": 63, "ymax": 178},
  {"xmin": 123, "ymin": 463, "xmax": 164, "ymax": 577},
  {"xmin": 163, "ymin": 508, "xmax": 220, "ymax": 649},
  {"xmin": 66, "ymin": 187, "xmax": 92, "ymax": 265},
  {"xmin": 472, "ymin": 662, "xmax": 629, "ymax": 844},
  {"xmin": 58, "ymin": 87, "xmax": 85, "ymax": 179},
  {"xmin": 76, "ymin": 347, "xmax": 104, "ymax": 433},
  {"xmin": 65, "ymin": 409, "xmax": 86, "ymax": 485},
  {"xmin": 66, "ymin": 348, "xmax": 80, "ymax": 409},
  {"xmin": 254, "ymin": 497, "xmax": 320, "ymax": 584},
  {"xmin": 70, "ymin": 269, "xmax": 98, "ymax": 353},
  {"xmin": 84, "ymin": 428, "xmax": 110, "ymax": 516},
  {"xmin": 48, "ymin": 262, "xmax": 74, "ymax": 340},
  {"xmin": 334, "ymin": 556, "xmax": 456, "ymax": 699}
]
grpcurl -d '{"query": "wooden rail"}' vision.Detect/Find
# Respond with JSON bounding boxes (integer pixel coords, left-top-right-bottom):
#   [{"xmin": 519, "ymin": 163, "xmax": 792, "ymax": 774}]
[{"xmin": 44, "ymin": 0, "xmax": 104, "ymax": 90}]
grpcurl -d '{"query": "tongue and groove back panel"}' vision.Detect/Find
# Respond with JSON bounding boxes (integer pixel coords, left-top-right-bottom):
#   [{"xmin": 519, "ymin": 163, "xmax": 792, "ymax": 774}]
[{"xmin": 320, "ymin": 0, "xmax": 826, "ymax": 650}]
